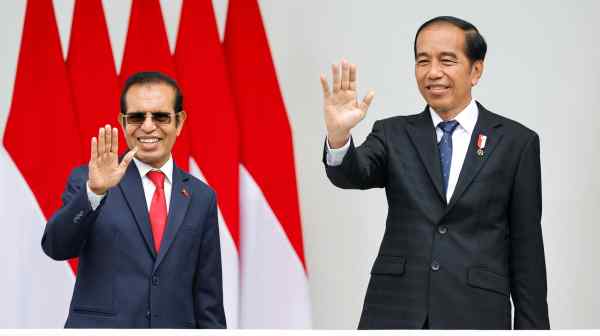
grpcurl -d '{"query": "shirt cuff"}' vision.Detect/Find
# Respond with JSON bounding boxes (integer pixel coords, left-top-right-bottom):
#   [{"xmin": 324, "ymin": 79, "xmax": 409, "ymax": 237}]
[
  {"xmin": 86, "ymin": 181, "xmax": 106, "ymax": 211},
  {"xmin": 325, "ymin": 136, "xmax": 351, "ymax": 166}
]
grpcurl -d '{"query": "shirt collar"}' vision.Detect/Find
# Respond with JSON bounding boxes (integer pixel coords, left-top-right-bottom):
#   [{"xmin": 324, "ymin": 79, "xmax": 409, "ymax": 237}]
[
  {"xmin": 133, "ymin": 155, "xmax": 174, "ymax": 185},
  {"xmin": 429, "ymin": 99, "xmax": 479, "ymax": 135}
]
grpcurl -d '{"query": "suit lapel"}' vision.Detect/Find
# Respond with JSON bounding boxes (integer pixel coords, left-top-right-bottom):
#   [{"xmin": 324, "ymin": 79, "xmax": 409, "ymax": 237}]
[
  {"xmin": 405, "ymin": 109, "xmax": 446, "ymax": 203},
  {"xmin": 446, "ymin": 103, "xmax": 504, "ymax": 212},
  {"xmin": 119, "ymin": 163, "xmax": 156, "ymax": 258},
  {"xmin": 154, "ymin": 166, "xmax": 191, "ymax": 271}
]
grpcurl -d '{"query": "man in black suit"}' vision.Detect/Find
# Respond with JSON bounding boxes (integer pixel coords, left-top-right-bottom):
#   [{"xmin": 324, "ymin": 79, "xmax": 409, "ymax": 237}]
[
  {"xmin": 320, "ymin": 16, "xmax": 549, "ymax": 329},
  {"xmin": 42, "ymin": 72, "xmax": 226, "ymax": 328}
]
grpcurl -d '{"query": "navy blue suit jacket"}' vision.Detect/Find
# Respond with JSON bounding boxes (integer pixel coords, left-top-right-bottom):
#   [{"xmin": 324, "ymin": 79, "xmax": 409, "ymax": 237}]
[{"xmin": 42, "ymin": 161, "xmax": 226, "ymax": 328}]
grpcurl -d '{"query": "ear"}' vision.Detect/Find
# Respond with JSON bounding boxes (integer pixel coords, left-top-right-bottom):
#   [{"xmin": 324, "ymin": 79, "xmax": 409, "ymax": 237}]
[
  {"xmin": 175, "ymin": 111, "xmax": 187, "ymax": 136},
  {"xmin": 470, "ymin": 60, "xmax": 484, "ymax": 86}
]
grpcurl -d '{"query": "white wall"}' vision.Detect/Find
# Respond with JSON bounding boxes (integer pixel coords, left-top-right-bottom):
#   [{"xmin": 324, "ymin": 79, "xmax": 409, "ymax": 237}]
[{"xmin": 0, "ymin": 0, "xmax": 598, "ymax": 329}]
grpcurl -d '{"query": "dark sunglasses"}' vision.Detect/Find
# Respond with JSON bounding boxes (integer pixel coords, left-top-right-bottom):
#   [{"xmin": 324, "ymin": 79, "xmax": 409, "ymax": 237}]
[{"xmin": 122, "ymin": 111, "xmax": 178, "ymax": 125}]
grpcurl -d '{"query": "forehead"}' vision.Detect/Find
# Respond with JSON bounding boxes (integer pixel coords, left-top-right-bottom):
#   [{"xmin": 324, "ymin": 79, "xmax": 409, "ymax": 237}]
[
  {"xmin": 125, "ymin": 82, "xmax": 175, "ymax": 112},
  {"xmin": 415, "ymin": 23, "xmax": 467, "ymax": 56}
]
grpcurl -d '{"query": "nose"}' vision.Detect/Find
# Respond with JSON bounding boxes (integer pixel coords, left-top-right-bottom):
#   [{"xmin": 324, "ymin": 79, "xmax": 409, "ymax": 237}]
[
  {"xmin": 140, "ymin": 114, "xmax": 157, "ymax": 132},
  {"xmin": 427, "ymin": 60, "xmax": 443, "ymax": 80}
]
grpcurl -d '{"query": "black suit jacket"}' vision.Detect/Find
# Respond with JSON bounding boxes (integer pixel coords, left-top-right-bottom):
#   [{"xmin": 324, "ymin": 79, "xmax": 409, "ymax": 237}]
[
  {"xmin": 42, "ymin": 161, "xmax": 226, "ymax": 328},
  {"xmin": 324, "ymin": 102, "xmax": 549, "ymax": 329}
]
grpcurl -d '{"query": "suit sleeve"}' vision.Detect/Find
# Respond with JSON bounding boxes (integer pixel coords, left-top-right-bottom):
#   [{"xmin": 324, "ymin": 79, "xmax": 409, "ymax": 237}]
[
  {"xmin": 41, "ymin": 166, "xmax": 103, "ymax": 260},
  {"xmin": 323, "ymin": 120, "xmax": 388, "ymax": 189},
  {"xmin": 508, "ymin": 133, "xmax": 550, "ymax": 329},
  {"xmin": 194, "ymin": 190, "xmax": 226, "ymax": 328}
]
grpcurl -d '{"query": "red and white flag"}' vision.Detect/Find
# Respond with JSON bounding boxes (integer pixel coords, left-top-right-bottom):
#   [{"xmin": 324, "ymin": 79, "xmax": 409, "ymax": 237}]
[
  {"xmin": 1, "ymin": 0, "xmax": 78, "ymax": 326},
  {"xmin": 174, "ymin": 0, "xmax": 241, "ymax": 327},
  {"xmin": 224, "ymin": 0, "xmax": 311, "ymax": 328}
]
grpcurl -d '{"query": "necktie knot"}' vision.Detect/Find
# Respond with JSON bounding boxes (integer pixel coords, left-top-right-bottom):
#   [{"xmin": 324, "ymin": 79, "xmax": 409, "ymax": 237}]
[
  {"xmin": 438, "ymin": 120, "xmax": 459, "ymax": 135},
  {"xmin": 147, "ymin": 170, "xmax": 165, "ymax": 189}
]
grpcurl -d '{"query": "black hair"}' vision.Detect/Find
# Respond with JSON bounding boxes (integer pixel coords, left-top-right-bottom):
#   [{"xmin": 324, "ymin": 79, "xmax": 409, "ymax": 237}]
[
  {"xmin": 414, "ymin": 16, "xmax": 487, "ymax": 64},
  {"xmin": 120, "ymin": 71, "xmax": 183, "ymax": 115}
]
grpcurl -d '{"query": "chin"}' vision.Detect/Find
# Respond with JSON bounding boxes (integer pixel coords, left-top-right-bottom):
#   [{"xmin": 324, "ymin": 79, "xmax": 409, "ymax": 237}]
[
  {"xmin": 427, "ymin": 103, "xmax": 446, "ymax": 113},
  {"xmin": 135, "ymin": 152, "xmax": 155, "ymax": 163},
  {"xmin": 427, "ymin": 98, "xmax": 452, "ymax": 112}
]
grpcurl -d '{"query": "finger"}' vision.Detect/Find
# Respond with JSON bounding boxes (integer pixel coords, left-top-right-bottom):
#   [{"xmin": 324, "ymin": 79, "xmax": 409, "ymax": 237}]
[
  {"xmin": 359, "ymin": 90, "xmax": 375, "ymax": 114},
  {"xmin": 332, "ymin": 63, "xmax": 341, "ymax": 93},
  {"xmin": 98, "ymin": 127, "xmax": 106, "ymax": 155},
  {"xmin": 119, "ymin": 147, "xmax": 138, "ymax": 170},
  {"xmin": 349, "ymin": 63, "xmax": 357, "ymax": 91},
  {"xmin": 320, "ymin": 74, "xmax": 331, "ymax": 98},
  {"xmin": 104, "ymin": 124, "xmax": 111, "ymax": 154},
  {"xmin": 341, "ymin": 60, "xmax": 350, "ymax": 90},
  {"xmin": 90, "ymin": 137, "xmax": 98, "ymax": 162},
  {"xmin": 111, "ymin": 128, "xmax": 118, "ymax": 154}
]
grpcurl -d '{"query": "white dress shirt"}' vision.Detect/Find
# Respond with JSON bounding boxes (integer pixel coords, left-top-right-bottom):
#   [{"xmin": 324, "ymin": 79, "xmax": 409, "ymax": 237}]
[
  {"xmin": 87, "ymin": 156, "xmax": 174, "ymax": 212},
  {"xmin": 326, "ymin": 99, "xmax": 479, "ymax": 203}
]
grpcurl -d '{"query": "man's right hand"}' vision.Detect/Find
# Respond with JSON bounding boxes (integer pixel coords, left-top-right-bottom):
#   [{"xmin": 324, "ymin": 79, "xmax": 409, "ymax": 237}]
[
  {"xmin": 88, "ymin": 125, "xmax": 137, "ymax": 195},
  {"xmin": 320, "ymin": 59, "xmax": 375, "ymax": 148}
]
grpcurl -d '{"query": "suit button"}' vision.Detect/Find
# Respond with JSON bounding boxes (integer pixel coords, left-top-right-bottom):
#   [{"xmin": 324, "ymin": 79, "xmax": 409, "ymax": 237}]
[
  {"xmin": 152, "ymin": 276, "xmax": 159, "ymax": 286},
  {"xmin": 431, "ymin": 261, "xmax": 440, "ymax": 271},
  {"xmin": 438, "ymin": 226, "xmax": 447, "ymax": 234},
  {"xmin": 146, "ymin": 311, "xmax": 151, "ymax": 319}
]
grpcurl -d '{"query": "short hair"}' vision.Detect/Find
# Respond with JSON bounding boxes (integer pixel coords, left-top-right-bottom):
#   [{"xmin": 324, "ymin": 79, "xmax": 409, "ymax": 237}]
[
  {"xmin": 414, "ymin": 16, "xmax": 487, "ymax": 64},
  {"xmin": 120, "ymin": 71, "xmax": 183, "ymax": 115}
]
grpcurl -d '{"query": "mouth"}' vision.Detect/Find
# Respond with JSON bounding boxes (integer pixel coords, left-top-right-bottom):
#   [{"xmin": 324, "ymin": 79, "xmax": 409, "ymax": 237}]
[
  {"xmin": 137, "ymin": 136, "xmax": 162, "ymax": 148},
  {"xmin": 426, "ymin": 84, "xmax": 450, "ymax": 95}
]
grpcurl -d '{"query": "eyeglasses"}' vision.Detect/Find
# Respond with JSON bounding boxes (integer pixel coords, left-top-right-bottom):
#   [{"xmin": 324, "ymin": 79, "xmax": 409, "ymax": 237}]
[{"xmin": 122, "ymin": 112, "xmax": 178, "ymax": 125}]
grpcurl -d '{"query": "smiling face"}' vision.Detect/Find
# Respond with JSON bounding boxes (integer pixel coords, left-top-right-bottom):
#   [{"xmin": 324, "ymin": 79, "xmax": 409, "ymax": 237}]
[
  {"xmin": 119, "ymin": 82, "xmax": 186, "ymax": 168},
  {"xmin": 415, "ymin": 22, "xmax": 483, "ymax": 119}
]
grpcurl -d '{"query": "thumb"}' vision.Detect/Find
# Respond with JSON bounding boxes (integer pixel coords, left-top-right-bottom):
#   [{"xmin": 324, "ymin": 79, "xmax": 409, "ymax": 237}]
[
  {"xmin": 359, "ymin": 90, "xmax": 375, "ymax": 113},
  {"xmin": 119, "ymin": 147, "xmax": 138, "ymax": 170}
]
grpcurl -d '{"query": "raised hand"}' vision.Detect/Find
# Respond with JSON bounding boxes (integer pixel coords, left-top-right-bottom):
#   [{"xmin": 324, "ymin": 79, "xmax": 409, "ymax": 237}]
[
  {"xmin": 88, "ymin": 125, "xmax": 137, "ymax": 195},
  {"xmin": 320, "ymin": 59, "xmax": 375, "ymax": 148}
]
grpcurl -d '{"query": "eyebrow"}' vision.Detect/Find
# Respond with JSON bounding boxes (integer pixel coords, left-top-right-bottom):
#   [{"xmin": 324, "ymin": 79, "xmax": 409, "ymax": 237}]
[
  {"xmin": 126, "ymin": 110, "xmax": 174, "ymax": 114},
  {"xmin": 416, "ymin": 52, "xmax": 430, "ymax": 59},
  {"xmin": 439, "ymin": 52, "xmax": 458, "ymax": 59},
  {"xmin": 416, "ymin": 51, "xmax": 459, "ymax": 59}
]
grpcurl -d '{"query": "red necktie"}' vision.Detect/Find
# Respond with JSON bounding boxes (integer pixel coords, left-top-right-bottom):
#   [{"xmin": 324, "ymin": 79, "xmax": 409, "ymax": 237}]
[{"xmin": 147, "ymin": 171, "xmax": 167, "ymax": 252}]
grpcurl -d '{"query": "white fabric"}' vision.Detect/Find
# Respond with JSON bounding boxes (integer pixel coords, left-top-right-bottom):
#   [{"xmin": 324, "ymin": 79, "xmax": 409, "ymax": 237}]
[
  {"xmin": 86, "ymin": 182, "xmax": 104, "ymax": 210},
  {"xmin": 325, "ymin": 136, "xmax": 351, "ymax": 166},
  {"xmin": 0, "ymin": 148, "xmax": 74, "ymax": 327},
  {"xmin": 239, "ymin": 166, "xmax": 311, "ymax": 328}
]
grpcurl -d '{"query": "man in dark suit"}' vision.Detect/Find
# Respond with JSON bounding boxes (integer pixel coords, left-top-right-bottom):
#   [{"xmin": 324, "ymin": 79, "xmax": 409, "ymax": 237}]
[
  {"xmin": 42, "ymin": 72, "xmax": 226, "ymax": 328},
  {"xmin": 320, "ymin": 16, "xmax": 549, "ymax": 329}
]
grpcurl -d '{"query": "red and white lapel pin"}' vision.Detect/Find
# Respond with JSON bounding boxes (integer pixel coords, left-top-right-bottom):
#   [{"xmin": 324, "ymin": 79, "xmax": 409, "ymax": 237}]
[
  {"xmin": 476, "ymin": 134, "xmax": 487, "ymax": 157},
  {"xmin": 181, "ymin": 187, "xmax": 190, "ymax": 198}
]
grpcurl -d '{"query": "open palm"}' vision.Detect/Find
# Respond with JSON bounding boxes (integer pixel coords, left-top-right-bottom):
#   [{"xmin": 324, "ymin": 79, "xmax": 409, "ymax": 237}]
[
  {"xmin": 320, "ymin": 60, "xmax": 374, "ymax": 148},
  {"xmin": 88, "ymin": 125, "xmax": 137, "ymax": 195}
]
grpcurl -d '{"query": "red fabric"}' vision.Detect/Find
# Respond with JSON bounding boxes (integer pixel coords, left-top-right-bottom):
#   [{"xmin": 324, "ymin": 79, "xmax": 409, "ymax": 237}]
[
  {"xmin": 3, "ymin": 0, "xmax": 82, "ymax": 272},
  {"xmin": 67, "ymin": 0, "xmax": 122, "ymax": 157},
  {"xmin": 175, "ymin": 0, "xmax": 240, "ymax": 248},
  {"xmin": 120, "ymin": 0, "xmax": 190, "ymax": 171},
  {"xmin": 147, "ymin": 171, "xmax": 167, "ymax": 252},
  {"xmin": 224, "ymin": 0, "xmax": 306, "ymax": 269}
]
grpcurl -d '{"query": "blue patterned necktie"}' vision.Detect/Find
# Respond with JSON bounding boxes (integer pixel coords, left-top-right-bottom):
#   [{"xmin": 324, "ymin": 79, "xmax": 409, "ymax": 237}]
[{"xmin": 438, "ymin": 120, "xmax": 459, "ymax": 196}]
